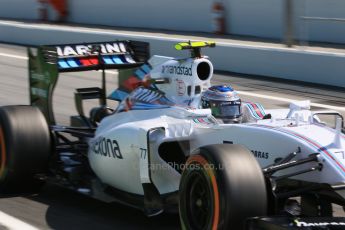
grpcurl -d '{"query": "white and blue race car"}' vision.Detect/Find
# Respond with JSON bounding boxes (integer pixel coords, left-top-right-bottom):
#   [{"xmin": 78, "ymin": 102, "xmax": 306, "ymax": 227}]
[{"xmin": 0, "ymin": 40, "xmax": 344, "ymax": 229}]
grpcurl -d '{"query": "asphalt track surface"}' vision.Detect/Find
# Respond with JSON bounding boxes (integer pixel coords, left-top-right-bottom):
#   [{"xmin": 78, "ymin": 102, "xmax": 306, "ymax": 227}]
[{"xmin": 0, "ymin": 43, "xmax": 344, "ymax": 229}]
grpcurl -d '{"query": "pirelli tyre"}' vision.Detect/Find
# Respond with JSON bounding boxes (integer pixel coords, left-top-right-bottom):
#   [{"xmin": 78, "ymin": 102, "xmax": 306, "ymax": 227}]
[
  {"xmin": 179, "ymin": 144, "xmax": 267, "ymax": 230},
  {"xmin": 0, "ymin": 105, "xmax": 51, "ymax": 193}
]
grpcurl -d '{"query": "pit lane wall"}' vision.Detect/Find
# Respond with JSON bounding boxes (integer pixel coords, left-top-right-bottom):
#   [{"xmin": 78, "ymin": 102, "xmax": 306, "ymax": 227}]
[
  {"xmin": 0, "ymin": 21, "xmax": 344, "ymax": 88},
  {"xmin": 1, "ymin": 0, "xmax": 345, "ymax": 44}
]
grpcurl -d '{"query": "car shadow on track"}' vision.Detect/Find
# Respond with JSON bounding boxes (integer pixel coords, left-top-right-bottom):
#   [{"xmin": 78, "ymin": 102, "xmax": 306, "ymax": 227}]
[{"xmin": 28, "ymin": 184, "xmax": 181, "ymax": 230}]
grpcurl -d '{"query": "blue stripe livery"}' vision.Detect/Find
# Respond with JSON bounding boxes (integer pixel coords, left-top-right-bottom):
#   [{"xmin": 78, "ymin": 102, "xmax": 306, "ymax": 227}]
[
  {"xmin": 141, "ymin": 64, "xmax": 151, "ymax": 74},
  {"xmin": 103, "ymin": 56, "xmax": 114, "ymax": 64},
  {"xmin": 67, "ymin": 58, "xmax": 79, "ymax": 68},
  {"xmin": 135, "ymin": 69, "xmax": 146, "ymax": 79},
  {"xmin": 112, "ymin": 56, "xmax": 123, "ymax": 64},
  {"xmin": 58, "ymin": 60, "xmax": 69, "ymax": 69}
]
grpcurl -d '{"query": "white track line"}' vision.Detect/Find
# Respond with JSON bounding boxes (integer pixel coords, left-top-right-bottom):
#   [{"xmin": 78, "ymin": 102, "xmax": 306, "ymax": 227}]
[
  {"xmin": 105, "ymin": 70, "xmax": 117, "ymax": 75},
  {"xmin": 0, "ymin": 211, "xmax": 39, "ymax": 230},
  {"xmin": 0, "ymin": 51, "xmax": 343, "ymax": 111},
  {"xmin": 238, "ymin": 91, "xmax": 345, "ymax": 112},
  {"xmin": 0, "ymin": 52, "xmax": 28, "ymax": 60},
  {"xmin": 0, "ymin": 52, "xmax": 117, "ymax": 75}
]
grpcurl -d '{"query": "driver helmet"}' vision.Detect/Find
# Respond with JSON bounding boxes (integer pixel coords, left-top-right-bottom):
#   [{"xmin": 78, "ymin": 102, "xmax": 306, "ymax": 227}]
[{"xmin": 201, "ymin": 85, "xmax": 242, "ymax": 121}]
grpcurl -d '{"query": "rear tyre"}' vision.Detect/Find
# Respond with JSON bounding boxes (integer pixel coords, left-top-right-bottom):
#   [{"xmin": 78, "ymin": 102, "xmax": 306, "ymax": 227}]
[
  {"xmin": 179, "ymin": 144, "xmax": 267, "ymax": 230},
  {"xmin": 0, "ymin": 106, "xmax": 51, "ymax": 193}
]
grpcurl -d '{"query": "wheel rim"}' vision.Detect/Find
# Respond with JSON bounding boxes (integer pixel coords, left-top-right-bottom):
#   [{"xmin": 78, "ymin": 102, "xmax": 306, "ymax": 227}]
[{"xmin": 185, "ymin": 171, "xmax": 213, "ymax": 230}]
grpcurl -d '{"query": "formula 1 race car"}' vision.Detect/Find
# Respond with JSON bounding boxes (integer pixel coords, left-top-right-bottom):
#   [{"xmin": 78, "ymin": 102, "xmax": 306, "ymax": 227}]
[{"xmin": 0, "ymin": 40, "xmax": 345, "ymax": 230}]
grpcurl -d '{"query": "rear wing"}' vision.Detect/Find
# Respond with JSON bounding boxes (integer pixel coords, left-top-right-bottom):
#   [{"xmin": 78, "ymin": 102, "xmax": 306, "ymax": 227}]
[
  {"xmin": 28, "ymin": 40, "xmax": 150, "ymax": 124},
  {"xmin": 42, "ymin": 40, "xmax": 149, "ymax": 72}
]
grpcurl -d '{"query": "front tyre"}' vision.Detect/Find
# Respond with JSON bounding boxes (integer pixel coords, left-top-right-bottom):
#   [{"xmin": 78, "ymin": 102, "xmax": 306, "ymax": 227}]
[{"xmin": 179, "ymin": 144, "xmax": 267, "ymax": 230}]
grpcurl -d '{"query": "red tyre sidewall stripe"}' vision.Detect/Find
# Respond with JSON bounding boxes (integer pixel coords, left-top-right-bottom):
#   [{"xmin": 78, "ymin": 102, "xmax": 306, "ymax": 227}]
[
  {"xmin": 186, "ymin": 155, "xmax": 220, "ymax": 230},
  {"xmin": 0, "ymin": 126, "xmax": 6, "ymax": 177}
]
